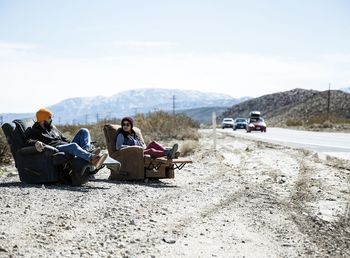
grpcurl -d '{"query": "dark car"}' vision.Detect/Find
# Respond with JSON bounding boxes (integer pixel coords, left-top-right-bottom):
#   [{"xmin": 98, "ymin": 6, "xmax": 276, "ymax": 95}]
[
  {"xmin": 233, "ymin": 118, "xmax": 247, "ymax": 130},
  {"xmin": 246, "ymin": 117, "xmax": 267, "ymax": 132}
]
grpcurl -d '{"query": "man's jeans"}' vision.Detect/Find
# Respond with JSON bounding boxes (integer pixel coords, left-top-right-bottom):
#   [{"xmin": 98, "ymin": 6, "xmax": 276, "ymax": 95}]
[{"xmin": 56, "ymin": 128, "xmax": 93, "ymax": 162}]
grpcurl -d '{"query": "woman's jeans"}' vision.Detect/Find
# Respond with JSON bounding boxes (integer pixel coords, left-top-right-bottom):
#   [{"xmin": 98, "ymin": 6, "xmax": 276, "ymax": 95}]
[{"xmin": 56, "ymin": 128, "xmax": 93, "ymax": 162}]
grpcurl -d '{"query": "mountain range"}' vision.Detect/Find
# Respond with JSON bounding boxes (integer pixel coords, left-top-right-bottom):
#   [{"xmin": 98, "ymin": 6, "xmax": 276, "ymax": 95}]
[{"xmin": 0, "ymin": 89, "xmax": 248, "ymax": 124}]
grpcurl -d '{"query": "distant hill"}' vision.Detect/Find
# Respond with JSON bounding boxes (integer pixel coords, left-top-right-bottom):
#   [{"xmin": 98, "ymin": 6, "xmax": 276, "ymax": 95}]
[
  {"xmin": 1, "ymin": 88, "xmax": 248, "ymax": 124},
  {"xmin": 221, "ymin": 88, "xmax": 350, "ymax": 126},
  {"xmin": 177, "ymin": 107, "xmax": 229, "ymax": 124}
]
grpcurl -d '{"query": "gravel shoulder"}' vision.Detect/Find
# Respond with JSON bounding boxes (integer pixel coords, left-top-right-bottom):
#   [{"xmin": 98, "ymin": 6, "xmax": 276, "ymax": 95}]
[{"xmin": 0, "ymin": 129, "xmax": 349, "ymax": 257}]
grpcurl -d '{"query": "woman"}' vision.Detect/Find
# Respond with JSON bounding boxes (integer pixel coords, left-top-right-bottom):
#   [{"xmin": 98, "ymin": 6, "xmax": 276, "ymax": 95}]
[{"xmin": 115, "ymin": 117, "xmax": 179, "ymax": 159}]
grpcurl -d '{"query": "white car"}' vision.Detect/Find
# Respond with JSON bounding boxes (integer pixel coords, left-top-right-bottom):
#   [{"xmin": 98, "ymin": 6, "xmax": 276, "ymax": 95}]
[{"xmin": 221, "ymin": 118, "xmax": 234, "ymax": 129}]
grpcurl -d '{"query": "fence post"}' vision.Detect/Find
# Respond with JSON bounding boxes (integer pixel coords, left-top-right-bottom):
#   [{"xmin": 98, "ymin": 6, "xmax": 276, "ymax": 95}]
[{"xmin": 212, "ymin": 112, "xmax": 217, "ymax": 152}]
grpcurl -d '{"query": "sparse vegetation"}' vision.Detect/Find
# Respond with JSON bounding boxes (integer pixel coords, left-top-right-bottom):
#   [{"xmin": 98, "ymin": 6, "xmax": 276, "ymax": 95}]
[
  {"xmin": 285, "ymin": 113, "xmax": 350, "ymax": 130},
  {"xmin": 286, "ymin": 119, "xmax": 303, "ymax": 127},
  {"xmin": 0, "ymin": 129, "xmax": 11, "ymax": 165},
  {"xmin": 134, "ymin": 111, "xmax": 200, "ymax": 143},
  {"xmin": 180, "ymin": 140, "xmax": 199, "ymax": 157},
  {"xmin": 58, "ymin": 112, "xmax": 199, "ymax": 147}
]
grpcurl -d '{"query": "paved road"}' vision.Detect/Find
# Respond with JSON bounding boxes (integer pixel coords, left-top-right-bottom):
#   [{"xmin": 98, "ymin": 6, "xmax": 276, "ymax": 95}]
[{"xmin": 221, "ymin": 128, "xmax": 350, "ymax": 160}]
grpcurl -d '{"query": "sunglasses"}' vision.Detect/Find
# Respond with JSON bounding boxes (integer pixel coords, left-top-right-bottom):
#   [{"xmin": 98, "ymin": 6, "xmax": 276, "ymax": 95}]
[{"xmin": 122, "ymin": 123, "xmax": 130, "ymax": 127}]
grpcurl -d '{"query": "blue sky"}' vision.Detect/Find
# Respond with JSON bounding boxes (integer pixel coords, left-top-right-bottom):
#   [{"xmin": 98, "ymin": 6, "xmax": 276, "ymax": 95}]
[{"xmin": 0, "ymin": 0, "xmax": 349, "ymax": 112}]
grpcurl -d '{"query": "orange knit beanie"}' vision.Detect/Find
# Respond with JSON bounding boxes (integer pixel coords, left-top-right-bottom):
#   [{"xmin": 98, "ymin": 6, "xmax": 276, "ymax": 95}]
[{"xmin": 36, "ymin": 108, "xmax": 52, "ymax": 122}]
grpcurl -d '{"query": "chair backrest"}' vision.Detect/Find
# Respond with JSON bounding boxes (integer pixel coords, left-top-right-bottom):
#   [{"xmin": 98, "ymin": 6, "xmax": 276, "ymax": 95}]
[
  {"xmin": 1, "ymin": 118, "xmax": 34, "ymax": 157},
  {"xmin": 103, "ymin": 124, "xmax": 144, "ymax": 155}
]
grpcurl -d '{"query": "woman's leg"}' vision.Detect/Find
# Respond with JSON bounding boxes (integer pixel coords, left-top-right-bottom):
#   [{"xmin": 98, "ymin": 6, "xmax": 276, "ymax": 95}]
[
  {"xmin": 146, "ymin": 141, "xmax": 165, "ymax": 152},
  {"xmin": 72, "ymin": 128, "xmax": 92, "ymax": 150},
  {"xmin": 144, "ymin": 148, "xmax": 165, "ymax": 158}
]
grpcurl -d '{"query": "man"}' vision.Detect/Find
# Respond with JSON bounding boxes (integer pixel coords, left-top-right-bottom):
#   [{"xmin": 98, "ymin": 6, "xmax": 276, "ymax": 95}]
[{"xmin": 25, "ymin": 108, "xmax": 107, "ymax": 169}]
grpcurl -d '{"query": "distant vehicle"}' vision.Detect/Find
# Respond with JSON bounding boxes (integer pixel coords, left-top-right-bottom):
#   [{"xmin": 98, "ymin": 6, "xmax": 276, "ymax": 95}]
[
  {"xmin": 249, "ymin": 111, "xmax": 261, "ymax": 118},
  {"xmin": 221, "ymin": 118, "xmax": 234, "ymax": 129},
  {"xmin": 233, "ymin": 118, "xmax": 247, "ymax": 130},
  {"xmin": 246, "ymin": 111, "xmax": 267, "ymax": 132}
]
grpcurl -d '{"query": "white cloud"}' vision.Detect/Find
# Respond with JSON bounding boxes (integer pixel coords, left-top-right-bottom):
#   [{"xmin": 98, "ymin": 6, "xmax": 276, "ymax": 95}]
[
  {"xmin": 320, "ymin": 53, "xmax": 350, "ymax": 64},
  {"xmin": 0, "ymin": 41, "xmax": 39, "ymax": 51},
  {"xmin": 113, "ymin": 41, "xmax": 177, "ymax": 49}
]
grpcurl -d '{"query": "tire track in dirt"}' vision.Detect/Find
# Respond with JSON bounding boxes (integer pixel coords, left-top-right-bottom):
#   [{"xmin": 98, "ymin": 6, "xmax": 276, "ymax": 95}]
[{"xmin": 214, "ymin": 129, "xmax": 350, "ymax": 257}]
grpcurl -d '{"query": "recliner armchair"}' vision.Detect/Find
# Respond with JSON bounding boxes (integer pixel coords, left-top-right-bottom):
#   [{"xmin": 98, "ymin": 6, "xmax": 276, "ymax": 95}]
[
  {"xmin": 2, "ymin": 119, "xmax": 93, "ymax": 185},
  {"xmin": 103, "ymin": 124, "xmax": 192, "ymax": 180}
]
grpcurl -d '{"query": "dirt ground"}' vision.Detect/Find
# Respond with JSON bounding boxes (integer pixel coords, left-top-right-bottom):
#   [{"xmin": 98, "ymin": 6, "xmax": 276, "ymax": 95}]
[{"xmin": 0, "ymin": 129, "xmax": 350, "ymax": 258}]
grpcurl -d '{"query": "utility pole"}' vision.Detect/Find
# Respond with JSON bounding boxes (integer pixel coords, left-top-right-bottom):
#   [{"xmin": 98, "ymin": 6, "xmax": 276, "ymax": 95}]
[
  {"xmin": 96, "ymin": 113, "xmax": 99, "ymax": 123},
  {"xmin": 85, "ymin": 114, "xmax": 88, "ymax": 125},
  {"xmin": 172, "ymin": 95, "xmax": 176, "ymax": 116},
  {"xmin": 0, "ymin": 115, "xmax": 3, "ymax": 125}
]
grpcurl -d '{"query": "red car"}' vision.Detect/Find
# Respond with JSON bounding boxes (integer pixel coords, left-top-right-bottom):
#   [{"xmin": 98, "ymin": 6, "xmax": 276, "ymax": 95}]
[{"xmin": 246, "ymin": 117, "xmax": 267, "ymax": 132}]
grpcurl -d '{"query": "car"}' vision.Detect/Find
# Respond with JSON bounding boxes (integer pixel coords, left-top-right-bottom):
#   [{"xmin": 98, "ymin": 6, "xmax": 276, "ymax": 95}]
[
  {"xmin": 221, "ymin": 118, "xmax": 234, "ymax": 129},
  {"xmin": 246, "ymin": 117, "xmax": 267, "ymax": 132},
  {"xmin": 233, "ymin": 118, "xmax": 247, "ymax": 130}
]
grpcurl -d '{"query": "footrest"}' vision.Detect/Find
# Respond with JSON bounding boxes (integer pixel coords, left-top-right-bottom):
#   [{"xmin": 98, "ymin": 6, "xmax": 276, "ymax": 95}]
[{"xmin": 145, "ymin": 156, "xmax": 192, "ymax": 171}]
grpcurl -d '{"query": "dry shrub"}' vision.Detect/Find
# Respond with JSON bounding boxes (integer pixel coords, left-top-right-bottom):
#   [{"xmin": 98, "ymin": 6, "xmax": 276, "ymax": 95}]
[
  {"xmin": 57, "ymin": 120, "xmax": 118, "ymax": 149},
  {"xmin": 134, "ymin": 111, "xmax": 199, "ymax": 143},
  {"xmin": 180, "ymin": 140, "xmax": 199, "ymax": 157},
  {"xmin": 286, "ymin": 119, "xmax": 303, "ymax": 127},
  {"xmin": 57, "ymin": 112, "xmax": 199, "ymax": 148},
  {"xmin": 306, "ymin": 113, "xmax": 350, "ymax": 126},
  {"xmin": 0, "ymin": 130, "xmax": 12, "ymax": 164}
]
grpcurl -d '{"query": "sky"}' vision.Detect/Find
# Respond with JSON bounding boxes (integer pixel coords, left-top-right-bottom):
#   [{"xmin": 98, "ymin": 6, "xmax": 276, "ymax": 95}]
[{"xmin": 0, "ymin": 0, "xmax": 350, "ymax": 113}]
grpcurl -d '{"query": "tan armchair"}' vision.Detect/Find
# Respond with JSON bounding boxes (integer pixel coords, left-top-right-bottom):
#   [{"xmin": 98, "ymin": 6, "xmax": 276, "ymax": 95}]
[
  {"xmin": 103, "ymin": 124, "xmax": 144, "ymax": 180},
  {"xmin": 103, "ymin": 124, "xmax": 192, "ymax": 180}
]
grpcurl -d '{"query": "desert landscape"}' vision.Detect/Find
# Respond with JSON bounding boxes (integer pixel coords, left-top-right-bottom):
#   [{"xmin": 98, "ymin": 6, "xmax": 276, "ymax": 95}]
[{"xmin": 0, "ymin": 129, "xmax": 349, "ymax": 257}]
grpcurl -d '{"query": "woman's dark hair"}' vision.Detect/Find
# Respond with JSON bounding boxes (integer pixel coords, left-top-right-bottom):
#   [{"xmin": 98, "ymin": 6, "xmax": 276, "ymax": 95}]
[
  {"xmin": 121, "ymin": 117, "xmax": 134, "ymax": 129},
  {"xmin": 120, "ymin": 116, "xmax": 136, "ymax": 137}
]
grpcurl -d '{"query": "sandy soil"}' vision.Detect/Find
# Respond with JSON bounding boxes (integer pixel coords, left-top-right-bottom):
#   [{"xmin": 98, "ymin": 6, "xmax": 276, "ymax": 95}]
[{"xmin": 0, "ymin": 129, "xmax": 349, "ymax": 257}]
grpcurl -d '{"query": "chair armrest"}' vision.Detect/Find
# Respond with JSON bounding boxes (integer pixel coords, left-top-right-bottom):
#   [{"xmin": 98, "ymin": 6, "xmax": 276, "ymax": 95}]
[
  {"xmin": 110, "ymin": 145, "xmax": 144, "ymax": 161},
  {"xmin": 118, "ymin": 146, "xmax": 144, "ymax": 156},
  {"xmin": 52, "ymin": 152, "xmax": 69, "ymax": 165},
  {"xmin": 17, "ymin": 145, "xmax": 60, "ymax": 156},
  {"xmin": 120, "ymin": 146, "xmax": 144, "ymax": 151},
  {"xmin": 43, "ymin": 145, "xmax": 59, "ymax": 156},
  {"xmin": 17, "ymin": 146, "xmax": 39, "ymax": 155}
]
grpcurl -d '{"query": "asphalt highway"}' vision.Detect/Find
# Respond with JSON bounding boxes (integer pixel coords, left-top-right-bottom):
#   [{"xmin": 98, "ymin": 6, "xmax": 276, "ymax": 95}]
[{"xmin": 223, "ymin": 128, "xmax": 350, "ymax": 160}]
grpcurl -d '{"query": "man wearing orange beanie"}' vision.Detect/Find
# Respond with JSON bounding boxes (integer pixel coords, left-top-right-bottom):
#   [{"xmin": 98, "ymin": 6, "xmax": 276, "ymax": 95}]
[{"xmin": 25, "ymin": 108, "xmax": 108, "ymax": 170}]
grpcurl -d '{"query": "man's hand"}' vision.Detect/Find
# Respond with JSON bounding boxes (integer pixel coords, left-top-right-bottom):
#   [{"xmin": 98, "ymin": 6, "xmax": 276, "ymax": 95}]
[{"xmin": 35, "ymin": 141, "xmax": 45, "ymax": 152}]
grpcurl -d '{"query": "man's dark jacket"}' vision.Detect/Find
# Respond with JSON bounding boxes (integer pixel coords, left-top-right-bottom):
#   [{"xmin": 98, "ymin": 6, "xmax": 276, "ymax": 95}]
[{"xmin": 25, "ymin": 122, "xmax": 70, "ymax": 147}]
